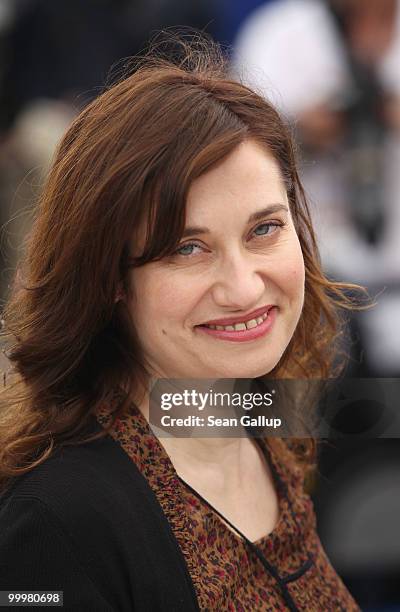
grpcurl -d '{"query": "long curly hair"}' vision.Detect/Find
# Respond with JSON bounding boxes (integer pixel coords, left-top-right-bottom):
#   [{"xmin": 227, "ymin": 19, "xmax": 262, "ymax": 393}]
[{"xmin": 0, "ymin": 34, "xmax": 370, "ymax": 494}]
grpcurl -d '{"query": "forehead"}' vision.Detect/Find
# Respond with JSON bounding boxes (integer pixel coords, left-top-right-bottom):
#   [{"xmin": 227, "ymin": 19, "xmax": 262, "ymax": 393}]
[{"xmin": 186, "ymin": 140, "xmax": 287, "ymax": 222}]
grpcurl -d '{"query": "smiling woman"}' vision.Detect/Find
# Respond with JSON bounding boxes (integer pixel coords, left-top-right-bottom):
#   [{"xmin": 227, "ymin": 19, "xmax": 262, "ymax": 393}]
[
  {"xmin": 129, "ymin": 141, "xmax": 305, "ymax": 377},
  {"xmin": 0, "ymin": 33, "xmax": 365, "ymax": 611}
]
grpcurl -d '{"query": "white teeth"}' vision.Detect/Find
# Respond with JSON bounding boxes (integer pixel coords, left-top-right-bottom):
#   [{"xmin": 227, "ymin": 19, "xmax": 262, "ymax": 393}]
[
  {"xmin": 246, "ymin": 319, "xmax": 258, "ymax": 329},
  {"xmin": 203, "ymin": 309, "xmax": 271, "ymax": 331},
  {"xmin": 234, "ymin": 323, "xmax": 247, "ymax": 331}
]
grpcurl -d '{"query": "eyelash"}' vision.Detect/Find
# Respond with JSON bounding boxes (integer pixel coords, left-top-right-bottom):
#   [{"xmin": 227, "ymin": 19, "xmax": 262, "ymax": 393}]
[{"xmin": 172, "ymin": 221, "xmax": 287, "ymax": 258}]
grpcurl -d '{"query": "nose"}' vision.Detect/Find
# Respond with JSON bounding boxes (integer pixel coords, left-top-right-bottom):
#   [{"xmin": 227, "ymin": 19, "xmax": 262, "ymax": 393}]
[{"xmin": 210, "ymin": 249, "xmax": 267, "ymax": 311}]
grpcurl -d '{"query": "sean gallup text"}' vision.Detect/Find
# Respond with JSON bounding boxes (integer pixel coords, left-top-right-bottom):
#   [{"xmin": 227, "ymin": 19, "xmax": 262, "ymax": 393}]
[{"xmin": 160, "ymin": 415, "xmax": 282, "ymax": 428}]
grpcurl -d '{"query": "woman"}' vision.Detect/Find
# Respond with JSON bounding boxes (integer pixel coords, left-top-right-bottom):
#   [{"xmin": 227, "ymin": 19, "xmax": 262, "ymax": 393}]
[{"xmin": 0, "ymin": 36, "xmax": 363, "ymax": 610}]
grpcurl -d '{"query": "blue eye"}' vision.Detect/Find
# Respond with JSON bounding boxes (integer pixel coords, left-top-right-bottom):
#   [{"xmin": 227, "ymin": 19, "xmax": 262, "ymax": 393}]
[
  {"xmin": 174, "ymin": 242, "xmax": 202, "ymax": 257},
  {"xmin": 253, "ymin": 222, "xmax": 281, "ymax": 236}
]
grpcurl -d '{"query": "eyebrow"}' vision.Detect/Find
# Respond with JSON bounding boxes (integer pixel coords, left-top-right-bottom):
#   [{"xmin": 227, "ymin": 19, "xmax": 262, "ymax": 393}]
[{"xmin": 181, "ymin": 204, "xmax": 289, "ymax": 238}]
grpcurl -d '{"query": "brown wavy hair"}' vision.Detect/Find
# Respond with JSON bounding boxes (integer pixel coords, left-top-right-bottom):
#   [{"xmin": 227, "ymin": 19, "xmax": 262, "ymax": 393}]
[{"xmin": 0, "ymin": 34, "xmax": 369, "ymax": 494}]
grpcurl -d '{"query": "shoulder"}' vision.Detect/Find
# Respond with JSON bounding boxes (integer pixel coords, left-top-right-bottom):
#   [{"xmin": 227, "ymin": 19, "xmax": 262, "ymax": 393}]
[
  {"xmin": 0, "ymin": 430, "xmax": 124, "ymax": 610},
  {"xmin": 0, "ymin": 423, "xmax": 140, "ymax": 554},
  {"xmin": 0, "ymin": 422, "xmax": 199, "ymax": 611},
  {"xmin": 1, "ymin": 419, "xmax": 159, "ymax": 529}
]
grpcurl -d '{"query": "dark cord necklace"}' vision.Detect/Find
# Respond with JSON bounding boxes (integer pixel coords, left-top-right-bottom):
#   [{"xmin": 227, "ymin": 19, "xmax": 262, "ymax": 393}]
[{"xmin": 176, "ymin": 474, "xmax": 301, "ymax": 612}]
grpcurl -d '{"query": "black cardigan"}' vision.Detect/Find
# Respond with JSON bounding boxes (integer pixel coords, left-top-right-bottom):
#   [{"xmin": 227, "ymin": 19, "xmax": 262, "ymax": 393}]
[{"xmin": 0, "ymin": 418, "xmax": 200, "ymax": 611}]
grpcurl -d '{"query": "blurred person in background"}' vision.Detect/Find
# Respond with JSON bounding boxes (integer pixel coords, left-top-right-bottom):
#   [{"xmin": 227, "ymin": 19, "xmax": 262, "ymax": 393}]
[
  {"xmin": 233, "ymin": 0, "xmax": 400, "ymax": 378},
  {"xmin": 0, "ymin": 0, "xmax": 219, "ymax": 302}
]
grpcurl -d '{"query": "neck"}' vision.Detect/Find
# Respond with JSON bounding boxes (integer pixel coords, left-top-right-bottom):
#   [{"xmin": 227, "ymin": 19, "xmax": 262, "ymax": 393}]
[{"xmin": 135, "ymin": 391, "xmax": 259, "ymax": 493}]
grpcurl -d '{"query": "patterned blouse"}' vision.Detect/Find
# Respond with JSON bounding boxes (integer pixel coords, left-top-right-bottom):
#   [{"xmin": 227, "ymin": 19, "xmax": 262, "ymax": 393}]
[{"xmin": 94, "ymin": 396, "xmax": 360, "ymax": 612}]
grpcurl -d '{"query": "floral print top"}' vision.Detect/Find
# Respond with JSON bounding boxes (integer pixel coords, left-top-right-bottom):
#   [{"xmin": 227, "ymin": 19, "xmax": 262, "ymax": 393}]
[{"xmin": 94, "ymin": 394, "xmax": 360, "ymax": 612}]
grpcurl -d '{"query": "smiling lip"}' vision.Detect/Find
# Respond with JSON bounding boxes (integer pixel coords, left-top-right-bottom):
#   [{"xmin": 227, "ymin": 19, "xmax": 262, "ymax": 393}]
[
  {"xmin": 196, "ymin": 306, "xmax": 277, "ymax": 343},
  {"xmin": 197, "ymin": 305, "xmax": 274, "ymax": 327}
]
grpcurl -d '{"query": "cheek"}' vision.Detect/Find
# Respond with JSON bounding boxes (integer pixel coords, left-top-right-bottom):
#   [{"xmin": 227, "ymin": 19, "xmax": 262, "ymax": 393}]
[
  {"xmin": 130, "ymin": 268, "xmax": 198, "ymax": 329},
  {"xmin": 289, "ymin": 260, "xmax": 306, "ymax": 292},
  {"xmin": 276, "ymin": 244, "xmax": 305, "ymax": 301}
]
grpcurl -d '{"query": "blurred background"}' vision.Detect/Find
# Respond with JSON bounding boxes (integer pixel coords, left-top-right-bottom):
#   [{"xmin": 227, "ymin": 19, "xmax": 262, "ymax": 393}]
[{"xmin": 0, "ymin": 0, "xmax": 399, "ymax": 609}]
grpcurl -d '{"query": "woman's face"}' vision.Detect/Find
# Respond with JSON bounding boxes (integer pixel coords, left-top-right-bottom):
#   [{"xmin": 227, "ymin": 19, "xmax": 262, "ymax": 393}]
[{"xmin": 127, "ymin": 140, "xmax": 305, "ymax": 378}]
